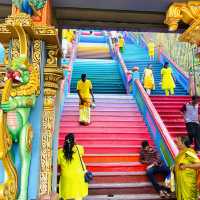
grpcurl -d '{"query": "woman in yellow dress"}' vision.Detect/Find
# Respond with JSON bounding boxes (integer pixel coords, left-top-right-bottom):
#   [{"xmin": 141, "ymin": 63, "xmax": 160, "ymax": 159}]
[
  {"xmin": 161, "ymin": 62, "xmax": 176, "ymax": 96},
  {"xmin": 118, "ymin": 36, "xmax": 125, "ymax": 53},
  {"xmin": 142, "ymin": 64, "xmax": 155, "ymax": 95},
  {"xmin": 175, "ymin": 136, "xmax": 200, "ymax": 200},
  {"xmin": 147, "ymin": 40, "xmax": 155, "ymax": 61},
  {"xmin": 77, "ymin": 74, "xmax": 95, "ymax": 125},
  {"xmin": 58, "ymin": 133, "xmax": 88, "ymax": 200}
]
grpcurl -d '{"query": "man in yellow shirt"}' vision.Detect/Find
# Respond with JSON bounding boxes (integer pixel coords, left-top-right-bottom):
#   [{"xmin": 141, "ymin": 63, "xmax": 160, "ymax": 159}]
[{"xmin": 77, "ymin": 74, "xmax": 95, "ymax": 125}]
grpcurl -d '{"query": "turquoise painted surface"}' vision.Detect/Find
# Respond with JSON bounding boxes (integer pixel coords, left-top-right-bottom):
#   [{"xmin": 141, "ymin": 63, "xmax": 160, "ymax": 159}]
[
  {"xmin": 133, "ymin": 81, "xmax": 174, "ymax": 166},
  {"xmin": 28, "ymin": 41, "xmax": 45, "ymax": 200},
  {"xmin": 0, "ymin": 43, "xmax": 4, "ymax": 64}
]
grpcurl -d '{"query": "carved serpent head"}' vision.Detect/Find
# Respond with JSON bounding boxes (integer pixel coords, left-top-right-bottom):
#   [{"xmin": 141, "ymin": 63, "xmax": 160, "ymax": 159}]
[{"xmin": 5, "ymin": 54, "xmax": 30, "ymax": 85}]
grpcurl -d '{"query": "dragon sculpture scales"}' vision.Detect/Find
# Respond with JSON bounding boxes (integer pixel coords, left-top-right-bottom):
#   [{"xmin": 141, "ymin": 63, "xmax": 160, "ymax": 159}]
[
  {"xmin": 0, "ymin": 21, "xmax": 40, "ymax": 200},
  {"xmin": 165, "ymin": 1, "xmax": 200, "ymax": 31},
  {"xmin": 12, "ymin": 0, "xmax": 47, "ymax": 16}
]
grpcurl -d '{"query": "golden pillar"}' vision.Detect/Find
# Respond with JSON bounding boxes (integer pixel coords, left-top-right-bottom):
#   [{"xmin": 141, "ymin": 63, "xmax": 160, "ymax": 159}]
[{"xmin": 39, "ymin": 45, "xmax": 63, "ymax": 195}]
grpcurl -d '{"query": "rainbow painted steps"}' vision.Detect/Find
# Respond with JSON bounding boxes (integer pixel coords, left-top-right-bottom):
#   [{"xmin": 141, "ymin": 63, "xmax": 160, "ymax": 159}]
[{"xmin": 59, "ymin": 94, "xmax": 160, "ymax": 199}]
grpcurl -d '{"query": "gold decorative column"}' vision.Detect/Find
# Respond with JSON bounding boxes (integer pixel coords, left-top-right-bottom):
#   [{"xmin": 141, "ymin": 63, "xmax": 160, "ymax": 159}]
[{"xmin": 39, "ymin": 45, "xmax": 63, "ymax": 195}]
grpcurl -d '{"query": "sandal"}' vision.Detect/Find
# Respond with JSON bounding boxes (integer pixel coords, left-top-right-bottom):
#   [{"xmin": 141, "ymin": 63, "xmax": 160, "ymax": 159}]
[
  {"xmin": 160, "ymin": 190, "xmax": 166, "ymax": 198},
  {"xmin": 163, "ymin": 191, "xmax": 171, "ymax": 198}
]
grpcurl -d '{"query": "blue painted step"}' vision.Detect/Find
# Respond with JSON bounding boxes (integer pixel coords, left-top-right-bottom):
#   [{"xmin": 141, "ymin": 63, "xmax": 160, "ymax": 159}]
[
  {"xmin": 125, "ymin": 60, "xmax": 188, "ymax": 95},
  {"xmin": 79, "ymin": 35, "xmax": 107, "ymax": 43},
  {"xmin": 71, "ymin": 59, "xmax": 126, "ymax": 94}
]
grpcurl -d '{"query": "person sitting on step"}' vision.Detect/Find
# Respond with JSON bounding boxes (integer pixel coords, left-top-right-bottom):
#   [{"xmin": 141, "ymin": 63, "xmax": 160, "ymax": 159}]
[{"xmin": 140, "ymin": 140, "xmax": 170, "ymax": 198}]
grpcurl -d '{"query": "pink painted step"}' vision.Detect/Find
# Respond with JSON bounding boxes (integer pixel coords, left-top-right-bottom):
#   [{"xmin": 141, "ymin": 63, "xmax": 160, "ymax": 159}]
[
  {"xmin": 68, "ymin": 133, "xmax": 151, "ymax": 139},
  {"xmin": 61, "ymin": 116, "xmax": 144, "ymax": 122},
  {"xmin": 64, "ymin": 102, "xmax": 137, "ymax": 108},
  {"xmin": 63, "ymin": 107, "xmax": 139, "ymax": 112},
  {"xmin": 60, "ymin": 127, "xmax": 148, "ymax": 133},
  {"xmin": 61, "ymin": 111, "xmax": 142, "ymax": 116},
  {"xmin": 60, "ymin": 121, "xmax": 146, "ymax": 128}
]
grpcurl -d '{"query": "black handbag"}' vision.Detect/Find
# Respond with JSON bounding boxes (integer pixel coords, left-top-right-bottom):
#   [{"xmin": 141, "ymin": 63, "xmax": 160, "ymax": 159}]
[{"xmin": 76, "ymin": 145, "xmax": 93, "ymax": 183}]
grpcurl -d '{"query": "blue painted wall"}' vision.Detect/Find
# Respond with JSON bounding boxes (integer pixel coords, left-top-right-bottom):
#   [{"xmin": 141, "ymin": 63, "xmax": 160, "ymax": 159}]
[
  {"xmin": 0, "ymin": 43, "xmax": 4, "ymax": 63},
  {"xmin": 28, "ymin": 41, "xmax": 45, "ymax": 199}
]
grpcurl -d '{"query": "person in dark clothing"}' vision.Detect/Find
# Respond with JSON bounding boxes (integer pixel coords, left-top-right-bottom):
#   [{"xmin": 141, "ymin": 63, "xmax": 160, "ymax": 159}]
[
  {"xmin": 181, "ymin": 96, "xmax": 200, "ymax": 151},
  {"xmin": 140, "ymin": 140, "xmax": 170, "ymax": 198}
]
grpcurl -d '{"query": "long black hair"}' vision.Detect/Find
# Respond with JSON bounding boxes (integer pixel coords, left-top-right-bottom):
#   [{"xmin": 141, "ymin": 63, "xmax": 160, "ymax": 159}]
[{"xmin": 63, "ymin": 133, "xmax": 75, "ymax": 161}]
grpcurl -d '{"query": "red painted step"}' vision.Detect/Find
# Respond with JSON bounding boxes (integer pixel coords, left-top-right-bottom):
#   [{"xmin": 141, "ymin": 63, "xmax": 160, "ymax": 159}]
[
  {"xmin": 92, "ymin": 172, "xmax": 162, "ymax": 184},
  {"xmin": 59, "ymin": 138, "xmax": 153, "ymax": 146},
  {"xmin": 59, "ymin": 94, "xmax": 159, "ymax": 198},
  {"xmin": 83, "ymin": 154, "xmax": 140, "ymax": 163},
  {"xmin": 151, "ymin": 95, "xmax": 191, "ymax": 143}
]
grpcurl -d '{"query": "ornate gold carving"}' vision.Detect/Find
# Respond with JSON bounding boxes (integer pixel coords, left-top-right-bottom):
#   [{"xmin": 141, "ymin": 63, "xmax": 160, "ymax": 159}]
[
  {"xmin": 0, "ymin": 13, "xmax": 60, "ymax": 46},
  {"xmin": 11, "ymin": 39, "xmax": 20, "ymax": 59},
  {"xmin": 179, "ymin": 17, "xmax": 200, "ymax": 44},
  {"xmin": 165, "ymin": 1, "xmax": 200, "ymax": 31},
  {"xmin": 39, "ymin": 44, "xmax": 63, "ymax": 195},
  {"xmin": 10, "ymin": 40, "xmax": 41, "ymax": 97},
  {"xmin": 26, "ymin": 125, "xmax": 33, "ymax": 152},
  {"xmin": 0, "ymin": 24, "xmax": 11, "ymax": 44},
  {"xmin": 47, "ymin": 46, "xmax": 58, "ymax": 65},
  {"xmin": 0, "ymin": 79, "xmax": 18, "ymax": 200},
  {"xmin": 5, "ymin": 13, "xmax": 33, "ymax": 28},
  {"xmin": 39, "ymin": 96, "xmax": 55, "ymax": 195}
]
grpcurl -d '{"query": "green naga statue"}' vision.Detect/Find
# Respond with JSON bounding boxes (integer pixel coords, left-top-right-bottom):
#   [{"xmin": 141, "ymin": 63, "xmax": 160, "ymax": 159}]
[
  {"xmin": 12, "ymin": 0, "xmax": 47, "ymax": 16},
  {"xmin": 1, "ymin": 54, "xmax": 37, "ymax": 200}
]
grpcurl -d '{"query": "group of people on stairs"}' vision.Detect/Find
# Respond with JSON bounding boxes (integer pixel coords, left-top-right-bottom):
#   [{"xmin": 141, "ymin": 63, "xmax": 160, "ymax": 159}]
[
  {"xmin": 140, "ymin": 95, "xmax": 200, "ymax": 200},
  {"xmin": 142, "ymin": 62, "xmax": 176, "ymax": 96},
  {"xmin": 140, "ymin": 136, "xmax": 200, "ymax": 200}
]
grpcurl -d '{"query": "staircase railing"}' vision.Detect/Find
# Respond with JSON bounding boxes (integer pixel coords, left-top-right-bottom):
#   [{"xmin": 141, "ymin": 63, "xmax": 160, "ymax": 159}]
[
  {"xmin": 132, "ymin": 71, "xmax": 178, "ymax": 166},
  {"xmin": 116, "ymin": 48, "xmax": 132, "ymax": 94},
  {"xmin": 107, "ymin": 33, "xmax": 131, "ymax": 93},
  {"xmin": 106, "ymin": 32, "xmax": 115, "ymax": 59},
  {"xmin": 131, "ymin": 32, "xmax": 189, "ymax": 93}
]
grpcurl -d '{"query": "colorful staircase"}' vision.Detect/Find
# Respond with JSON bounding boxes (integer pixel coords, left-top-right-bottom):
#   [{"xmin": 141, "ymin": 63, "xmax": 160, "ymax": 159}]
[
  {"xmin": 120, "ymin": 36, "xmax": 190, "ymax": 144},
  {"xmin": 70, "ymin": 59, "xmax": 125, "ymax": 94},
  {"xmin": 59, "ymin": 94, "xmax": 160, "ymax": 199},
  {"xmin": 121, "ymin": 38, "xmax": 188, "ymax": 95}
]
